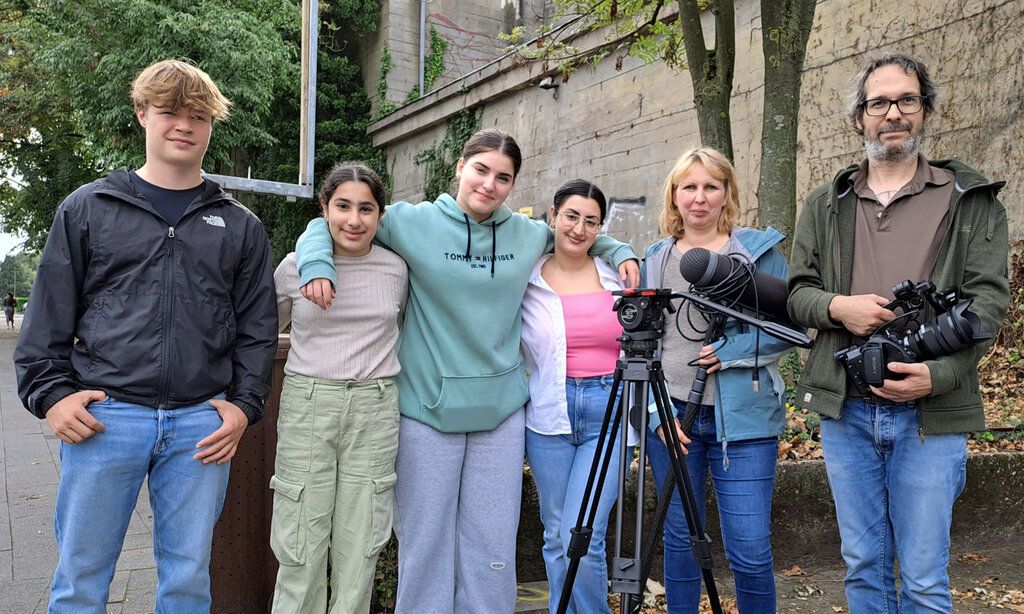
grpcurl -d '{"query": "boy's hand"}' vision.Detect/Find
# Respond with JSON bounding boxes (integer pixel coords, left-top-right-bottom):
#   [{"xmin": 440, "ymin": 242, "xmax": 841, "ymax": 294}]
[
  {"xmin": 45, "ymin": 390, "xmax": 107, "ymax": 444},
  {"xmin": 195, "ymin": 399, "xmax": 249, "ymax": 464}
]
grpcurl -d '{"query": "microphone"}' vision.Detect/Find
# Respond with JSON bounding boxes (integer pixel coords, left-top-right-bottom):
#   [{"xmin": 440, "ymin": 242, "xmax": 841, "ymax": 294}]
[{"xmin": 679, "ymin": 247, "xmax": 792, "ymax": 324}]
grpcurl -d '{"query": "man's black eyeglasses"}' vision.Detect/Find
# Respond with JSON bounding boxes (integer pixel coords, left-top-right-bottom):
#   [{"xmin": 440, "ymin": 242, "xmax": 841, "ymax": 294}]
[{"xmin": 862, "ymin": 95, "xmax": 926, "ymax": 116}]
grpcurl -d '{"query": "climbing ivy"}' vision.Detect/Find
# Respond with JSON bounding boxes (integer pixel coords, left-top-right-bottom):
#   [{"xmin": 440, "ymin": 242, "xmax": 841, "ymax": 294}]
[
  {"xmin": 374, "ymin": 45, "xmax": 397, "ymax": 118},
  {"xmin": 413, "ymin": 108, "xmax": 482, "ymax": 199},
  {"xmin": 405, "ymin": 26, "xmax": 449, "ymax": 102}
]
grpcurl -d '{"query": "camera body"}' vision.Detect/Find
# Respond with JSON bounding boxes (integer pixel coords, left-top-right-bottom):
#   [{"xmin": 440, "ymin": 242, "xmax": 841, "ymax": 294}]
[{"xmin": 835, "ymin": 279, "xmax": 992, "ymax": 395}]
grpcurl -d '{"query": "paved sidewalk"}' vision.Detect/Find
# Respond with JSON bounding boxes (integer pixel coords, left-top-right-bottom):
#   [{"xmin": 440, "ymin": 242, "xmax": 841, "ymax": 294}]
[{"xmin": 0, "ymin": 321, "xmax": 157, "ymax": 614}]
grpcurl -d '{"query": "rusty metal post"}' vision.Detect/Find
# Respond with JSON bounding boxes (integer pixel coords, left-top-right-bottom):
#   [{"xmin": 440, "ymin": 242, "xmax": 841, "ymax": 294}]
[{"xmin": 210, "ymin": 334, "xmax": 290, "ymax": 613}]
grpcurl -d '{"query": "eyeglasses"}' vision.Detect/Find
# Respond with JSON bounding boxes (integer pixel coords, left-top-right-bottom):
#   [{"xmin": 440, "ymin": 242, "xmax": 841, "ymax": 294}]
[
  {"xmin": 862, "ymin": 95, "xmax": 925, "ymax": 116},
  {"xmin": 557, "ymin": 210, "xmax": 601, "ymax": 233}
]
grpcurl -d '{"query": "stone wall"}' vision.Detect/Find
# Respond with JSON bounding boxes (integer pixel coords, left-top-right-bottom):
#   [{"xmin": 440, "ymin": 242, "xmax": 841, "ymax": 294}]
[{"xmin": 363, "ymin": 0, "xmax": 1024, "ymax": 252}]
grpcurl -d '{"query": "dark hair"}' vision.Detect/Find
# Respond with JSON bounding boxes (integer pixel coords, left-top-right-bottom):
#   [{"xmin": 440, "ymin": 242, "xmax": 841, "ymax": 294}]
[
  {"xmin": 460, "ymin": 129, "xmax": 523, "ymax": 178},
  {"xmin": 847, "ymin": 52, "xmax": 938, "ymax": 134},
  {"xmin": 318, "ymin": 162, "xmax": 387, "ymax": 215},
  {"xmin": 553, "ymin": 179, "xmax": 608, "ymax": 221}
]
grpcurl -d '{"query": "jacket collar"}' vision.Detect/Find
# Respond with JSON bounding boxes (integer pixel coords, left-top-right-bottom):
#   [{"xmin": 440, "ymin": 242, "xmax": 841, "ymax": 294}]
[{"xmin": 95, "ymin": 168, "xmax": 232, "ymax": 215}]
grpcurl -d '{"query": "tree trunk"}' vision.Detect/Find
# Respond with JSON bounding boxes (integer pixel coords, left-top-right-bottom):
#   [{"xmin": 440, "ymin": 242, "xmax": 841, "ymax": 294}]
[
  {"xmin": 757, "ymin": 0, "xmax": 816, "ymax": 254},
  {"xmin": 678, "ymin": 0, "xmax": 736, "ymax": 161}
]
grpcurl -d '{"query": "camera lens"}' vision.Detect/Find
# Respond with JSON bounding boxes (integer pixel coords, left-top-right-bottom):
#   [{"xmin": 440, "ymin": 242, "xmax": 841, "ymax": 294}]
[{"xmin": 905, "ymin": 300, "xmax": 991, "ymax": 359}]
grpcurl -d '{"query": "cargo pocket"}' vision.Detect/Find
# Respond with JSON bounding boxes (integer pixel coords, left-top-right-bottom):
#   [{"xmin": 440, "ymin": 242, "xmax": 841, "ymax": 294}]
[
  {"xmin": 422, "ymin": 363, "xmax": 530, "ymax": 431},
  {"xmin": 365, "ymin": 472, "xmax": 397, "ymax": 558},
  {"xmin": 269, "ymin": 475, "xmax": 306, "ymax": 566}
]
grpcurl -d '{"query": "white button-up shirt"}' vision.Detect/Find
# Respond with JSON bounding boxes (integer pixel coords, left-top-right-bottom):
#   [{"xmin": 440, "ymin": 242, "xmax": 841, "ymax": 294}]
[{"xmin": 521, "ymin": 255, "xmax": 637, "ymax": 444}]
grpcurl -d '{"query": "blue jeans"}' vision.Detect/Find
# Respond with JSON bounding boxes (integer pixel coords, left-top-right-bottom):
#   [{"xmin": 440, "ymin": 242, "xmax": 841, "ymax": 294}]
[
  {"xmin": 49, "ymin": 397, "xmax": 231, "ymax": 614},
  {"xmin": 647, "ymin": 402, "xmax": 778, "ymax": 614},
  {"xmin": 526, "ymin": 375, "xmax": 626, "ymax": 614},
  {"xmin": 821, "ymin": 398, "xmax": 967, "ymax": 614}
]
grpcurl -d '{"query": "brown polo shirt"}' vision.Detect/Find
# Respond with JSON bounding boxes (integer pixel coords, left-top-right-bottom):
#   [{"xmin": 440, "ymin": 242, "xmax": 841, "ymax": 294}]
[
  {"xmin": 845, "ymin": 155, "xmax": 954, "ymax": 396},
  {"xmin": 849, "ymin": 154, "xmax": 954, "ymax": 302}
]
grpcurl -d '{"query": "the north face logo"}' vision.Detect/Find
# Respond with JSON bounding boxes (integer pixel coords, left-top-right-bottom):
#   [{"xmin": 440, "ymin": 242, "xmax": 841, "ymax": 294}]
[{"xmin": 203, "ymin": 215, "xmax": 225, "ymax": 228}]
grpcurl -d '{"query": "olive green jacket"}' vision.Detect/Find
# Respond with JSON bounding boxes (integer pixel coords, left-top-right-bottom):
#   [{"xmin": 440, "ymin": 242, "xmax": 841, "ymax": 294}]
[{"xmin": 787, "ymin": 159, "xmax": 1010, "ymax": 434}]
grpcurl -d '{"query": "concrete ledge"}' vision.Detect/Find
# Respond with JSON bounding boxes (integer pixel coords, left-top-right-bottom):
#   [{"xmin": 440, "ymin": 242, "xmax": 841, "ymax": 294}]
[{"xmin": 516, "ymin": 451, "xmax": 1024, "ymax": 581}]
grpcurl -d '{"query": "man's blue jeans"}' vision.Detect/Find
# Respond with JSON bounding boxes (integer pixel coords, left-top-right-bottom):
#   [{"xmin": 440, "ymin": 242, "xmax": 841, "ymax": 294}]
[
  {"xmin": 49, "ymin": 397, "xmax": 231, "ymax": 614},
  {"xmin": 821, "ymin": 398, "xmax": 967, "ymax": 614},
  {"xmin": 647, "ymin": 402, "xmax": 778, "ymax": 614},
  {"xmin": 526, "ymin": 375, "xmax": 625, "ymax": 614}
]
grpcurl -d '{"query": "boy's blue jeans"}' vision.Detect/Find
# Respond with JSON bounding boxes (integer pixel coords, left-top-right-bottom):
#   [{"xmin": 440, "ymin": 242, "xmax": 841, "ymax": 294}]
[
  {"xmin": 647, "ymin": 402, "xmax": 778, "ymax": 614},
  {"xmin": 49, "ymin": 397, "xmax": 231, "ymax": 614},
  {"xmin": 821, "ymin": 398, "xmax": 967, "ymax": 614}
]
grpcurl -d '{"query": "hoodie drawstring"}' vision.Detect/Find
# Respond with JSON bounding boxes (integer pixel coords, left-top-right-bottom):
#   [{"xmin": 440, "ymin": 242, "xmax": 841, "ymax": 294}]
[{"xmin": 462, "ymin": 213, "xmax": 498, "ymax": 278}]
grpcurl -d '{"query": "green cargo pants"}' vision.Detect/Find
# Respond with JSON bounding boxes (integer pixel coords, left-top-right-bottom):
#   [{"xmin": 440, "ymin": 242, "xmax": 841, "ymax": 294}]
[{"xmin": 270, "ymin": 374, "xmax": 400, "ymax": 614}]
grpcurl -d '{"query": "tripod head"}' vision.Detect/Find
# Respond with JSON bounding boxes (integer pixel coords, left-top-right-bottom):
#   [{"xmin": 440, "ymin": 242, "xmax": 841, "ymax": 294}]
[{"xmin": 613, "ymin": 288, "xmax": 675, "ymax": 358}]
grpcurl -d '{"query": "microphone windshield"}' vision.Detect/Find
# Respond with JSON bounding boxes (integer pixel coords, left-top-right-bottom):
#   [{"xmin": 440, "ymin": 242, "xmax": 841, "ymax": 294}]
[{"xmin": 679, "ymin": 247, "xmax": 791, "ymax": 323}]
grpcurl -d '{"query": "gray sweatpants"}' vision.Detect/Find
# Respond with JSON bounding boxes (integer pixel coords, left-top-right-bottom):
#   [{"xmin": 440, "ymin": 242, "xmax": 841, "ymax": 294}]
[{"xmin": 393, "ymin": 409, "xmax": 526, "ymax": 614}]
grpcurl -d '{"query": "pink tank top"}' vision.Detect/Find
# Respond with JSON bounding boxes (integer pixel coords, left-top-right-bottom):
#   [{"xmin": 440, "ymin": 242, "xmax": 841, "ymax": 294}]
[{"xmin": 561, "ymin": 290, "xmax": 621, "ymax": 377}]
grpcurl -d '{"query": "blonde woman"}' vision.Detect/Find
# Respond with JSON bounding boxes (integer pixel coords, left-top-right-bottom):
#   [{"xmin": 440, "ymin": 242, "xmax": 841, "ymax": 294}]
[{"xmin": 640, "ymin": 147, "xmax": 793, "ymax": 613}]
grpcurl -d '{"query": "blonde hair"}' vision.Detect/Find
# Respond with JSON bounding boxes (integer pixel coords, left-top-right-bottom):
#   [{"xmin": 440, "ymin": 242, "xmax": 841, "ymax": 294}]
[
  {"xmin": 659, "ymin": 147, "xmax": 741, "ymax": 238},
  {"xmin": 131, "ymin": 59, "xmax": 232, "ymax": 121}
]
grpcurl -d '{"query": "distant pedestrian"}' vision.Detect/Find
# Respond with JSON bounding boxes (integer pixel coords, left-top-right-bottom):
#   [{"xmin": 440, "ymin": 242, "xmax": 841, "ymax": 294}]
[
  {"xmin": 14, "ymin": 59, "xmax": 277, "ymax": 613},
  {"xmin": 3, "ymin": 292, "xmax": 15, "ymax": 329}
]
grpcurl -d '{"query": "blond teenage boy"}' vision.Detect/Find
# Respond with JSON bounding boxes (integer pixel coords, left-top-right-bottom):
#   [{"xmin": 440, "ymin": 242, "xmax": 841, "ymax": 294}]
[{"xmin": 15, "ymin": 59, "xmax": 277, "ymax": 613}]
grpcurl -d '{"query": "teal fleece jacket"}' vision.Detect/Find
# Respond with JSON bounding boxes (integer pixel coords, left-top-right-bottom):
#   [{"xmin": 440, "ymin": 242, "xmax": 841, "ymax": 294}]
[
  {"xmin": 295, "ymin": 193, "xmax": 637, "ymax": 433},
  {"xmin": 787, "ymin": 159, "xmax": 1010, "ymax": 434}
]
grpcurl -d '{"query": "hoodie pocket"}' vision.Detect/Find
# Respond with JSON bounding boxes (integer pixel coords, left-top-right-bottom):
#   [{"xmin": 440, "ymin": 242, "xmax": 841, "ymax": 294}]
[{"xmin": 423, "ymin": 363, "xmax": 530, "ymax": 431}]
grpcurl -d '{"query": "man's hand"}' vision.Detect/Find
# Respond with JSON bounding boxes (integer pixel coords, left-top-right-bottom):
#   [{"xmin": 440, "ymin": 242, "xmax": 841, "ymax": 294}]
[
  {"xmin": 697, "ymin": 344, "xmax": 721, "ymax": 374},
  {"xmin": 300, "ymin": 278, "xmax": 335, "ymax": 311},
  {"xmin": 194, "ymin": 400, "xmax": 249, "ymax": 464},
  {"xmin": 655, "ymin": 418, "xmax": 692, "ymax": 454},
  {"xmin": 45, "ymin": 390, "xmax": 107, "ymax": 444},
  {"xmin": 828, "ymin": 294, "xmax": 896, "ymax": 336},
  {"xmin": 870, "ymin": 362, "xmax": 933, "ymax": 403},
  {"xmin": 618, "ymin": 260, "xmax": 640, "ymax": 289}
]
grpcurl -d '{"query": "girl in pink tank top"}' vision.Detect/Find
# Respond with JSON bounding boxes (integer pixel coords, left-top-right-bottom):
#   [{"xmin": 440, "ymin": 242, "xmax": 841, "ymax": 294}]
[{"xmin": 521, "ymin": 179, "xmax": 628, "ymax": 614}]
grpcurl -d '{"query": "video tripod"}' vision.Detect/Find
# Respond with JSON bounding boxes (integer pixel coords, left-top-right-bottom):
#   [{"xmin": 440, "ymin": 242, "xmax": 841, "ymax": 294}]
[
  {"xmin": 556, "ymin": 289, "xmax": 813, "ymax": 614},
  {"xmin": 556, "ymin": 289, "xmax": 724, "ymax": 614}
]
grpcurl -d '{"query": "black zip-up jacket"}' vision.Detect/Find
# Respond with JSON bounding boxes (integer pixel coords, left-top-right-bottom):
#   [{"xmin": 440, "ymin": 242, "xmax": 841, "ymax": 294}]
[{"xmin": 15, "ymin": 169, "xmax": 278, "ymax": 424}]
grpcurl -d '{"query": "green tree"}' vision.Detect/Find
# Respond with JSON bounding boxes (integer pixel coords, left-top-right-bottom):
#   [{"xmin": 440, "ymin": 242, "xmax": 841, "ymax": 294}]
[
  {"xmin": 0, "ymin": 251, "xmax": 39, "ymax": 297},
  {"xmin": 510, "ymin": 0, "xmax": 816, "ymax": 246},
  {"xmin": 2, "ymin": 0, "xmax": 386, "ymax": 260}
]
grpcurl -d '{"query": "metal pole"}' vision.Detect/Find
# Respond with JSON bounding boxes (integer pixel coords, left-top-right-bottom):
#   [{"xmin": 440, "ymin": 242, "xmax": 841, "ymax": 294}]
[
  {"xmin": 298, "ymin": 0, "xmax": 319, "ymax": 188},
  {"xmin": 418, "ymin": 0, "xmax": 427, "ymax": 96}
]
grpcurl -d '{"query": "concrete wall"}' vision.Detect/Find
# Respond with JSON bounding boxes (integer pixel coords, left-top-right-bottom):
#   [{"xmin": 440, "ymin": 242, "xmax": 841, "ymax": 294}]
[
  {"xmin": 363, "ymin": 0, "xmax": 1024, "ymax": 253},
  {"xmin": 360, "ymin": 0, "xmax": 557, "ymax": 109}
]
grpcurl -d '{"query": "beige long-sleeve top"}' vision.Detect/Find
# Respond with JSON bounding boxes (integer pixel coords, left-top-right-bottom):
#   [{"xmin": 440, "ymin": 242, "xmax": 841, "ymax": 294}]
[{"xmin": 275, "ymin": 247, "xmax": 408, "ymax": 380}]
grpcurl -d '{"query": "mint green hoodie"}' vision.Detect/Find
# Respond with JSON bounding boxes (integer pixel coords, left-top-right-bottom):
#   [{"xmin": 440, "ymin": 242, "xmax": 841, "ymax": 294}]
[{"xmin": 296, "ymin": 193, "xmax": 636, "ymax": 433}]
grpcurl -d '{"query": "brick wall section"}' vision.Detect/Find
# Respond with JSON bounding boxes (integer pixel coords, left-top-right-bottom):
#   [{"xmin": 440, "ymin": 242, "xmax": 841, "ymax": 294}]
[{"xmin": 364, "ymin": 0, "xmax": 1023, "ymax": 251}]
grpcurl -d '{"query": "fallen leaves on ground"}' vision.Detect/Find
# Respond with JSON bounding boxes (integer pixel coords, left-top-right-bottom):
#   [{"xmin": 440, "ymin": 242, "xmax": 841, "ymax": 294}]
[{"xmin": 952, "ymin": 575, "xmax": 1024, "ymax": 610}]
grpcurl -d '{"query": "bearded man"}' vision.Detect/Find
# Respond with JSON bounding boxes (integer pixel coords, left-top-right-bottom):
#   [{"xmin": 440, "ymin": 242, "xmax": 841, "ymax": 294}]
[{"xmin": 786, "ymin": 53, "xmax": 1010, "ymax": 613}]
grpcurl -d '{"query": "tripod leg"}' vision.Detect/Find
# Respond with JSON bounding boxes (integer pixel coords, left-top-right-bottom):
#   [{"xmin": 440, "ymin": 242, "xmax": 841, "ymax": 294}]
[
  {"xmin": 556, "ymin": 370, "xmax": 625, "ymax": 614},
  {"xmin": 650, "ymin": 372, "xmax": 724, "ymax": 614}
]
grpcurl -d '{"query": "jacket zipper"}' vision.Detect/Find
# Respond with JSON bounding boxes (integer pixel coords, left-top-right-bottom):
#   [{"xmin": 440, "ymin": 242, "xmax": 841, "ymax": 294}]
[{"xmin": 157, "ymin": 226, "xmax": 176, "ymax": 408}]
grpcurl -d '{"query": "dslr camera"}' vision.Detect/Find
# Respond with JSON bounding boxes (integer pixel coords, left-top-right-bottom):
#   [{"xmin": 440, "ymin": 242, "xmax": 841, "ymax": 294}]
[{"xmin": 834, "ymin": 279, "xmax": 992, "ymax": 395}]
